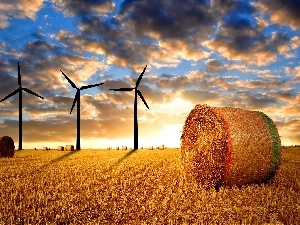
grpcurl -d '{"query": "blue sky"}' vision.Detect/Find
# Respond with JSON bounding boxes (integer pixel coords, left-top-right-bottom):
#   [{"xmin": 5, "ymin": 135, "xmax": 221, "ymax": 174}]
[{"xmin": 0, "ymin": 0, "xmax": 299, "ymax": 149}]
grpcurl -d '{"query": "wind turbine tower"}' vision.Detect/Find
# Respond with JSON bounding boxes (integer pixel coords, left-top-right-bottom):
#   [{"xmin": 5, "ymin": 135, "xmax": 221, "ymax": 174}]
[
  {"xmin": 0, "ymin": 62, "xmax": 44, "ymax": 150},
  {"xmin": 110, "ymin": 65, "xmax": 149, "ymax": 150},
  {"xmin": 60, "ymin": 70, "xmax": 104, "ymax": 150}
]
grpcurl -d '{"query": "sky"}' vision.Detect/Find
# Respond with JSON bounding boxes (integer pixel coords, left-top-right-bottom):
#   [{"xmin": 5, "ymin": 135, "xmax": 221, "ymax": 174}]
[{"xmin": 0, "ymin": 0, "xmax": 299, "ymax": 149}]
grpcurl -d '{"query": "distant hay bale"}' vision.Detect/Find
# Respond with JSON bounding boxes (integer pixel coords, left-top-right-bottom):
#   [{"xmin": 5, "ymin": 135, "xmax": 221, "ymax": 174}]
[
  {"xmin": 158, "ymin": 145, "xmax": 165, "ymax": 150},
  {"xmin": 43, "ymin": 147, "xmax": 49, "ymax": 151},
  {"xmin": 181, "ymin": 104, "xmax": 281, "ymax": 188},
  {"xmin": 116, "ymin": 147, "xmax": 119, "ymax": 150},
  {"xmin": 149, "ymin": 146, "xmax": 153, "ymax": 150},
  {"xmin": 122, "ymin": 146, "xmax": 127, "ymax": 150},
  {"xmin": 65, "ymin": 145, "xmax": 74, "ymax": 151},
  {"xmin": 0, "ymin": 136, "xmax": 15, "ymax": 157},
  {"xmin": 58, "ymin": 146, "xmax": 64, "ymax": 151}
]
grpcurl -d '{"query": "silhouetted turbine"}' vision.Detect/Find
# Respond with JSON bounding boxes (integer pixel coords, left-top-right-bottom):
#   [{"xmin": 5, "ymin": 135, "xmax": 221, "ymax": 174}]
[
  {"xmin": 0, "ymin": 62, "xmax": 44, "ymax": 150},
  {"xmin": 60, "ymin": 70, "xmax": 104, "ymax": 150},
  {"xmin": 109, "ymin": 65, "xmax": 149, "ymax": 150}
]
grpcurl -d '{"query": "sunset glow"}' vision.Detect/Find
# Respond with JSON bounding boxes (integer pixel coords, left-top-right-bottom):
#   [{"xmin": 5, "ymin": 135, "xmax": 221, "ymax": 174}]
[{"xmin": 0, "ymin": 0, "xmax": 299, "ymax": 149}]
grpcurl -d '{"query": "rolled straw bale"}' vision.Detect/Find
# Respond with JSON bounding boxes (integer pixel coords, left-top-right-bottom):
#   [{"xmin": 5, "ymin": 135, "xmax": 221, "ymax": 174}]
[
  {"xmin": 0, "ymin": 136, "xmax": 15, "ymax": 157},
  {"xmin": 149, "ymin": 146, "xmax": 153, "ymax": 150},
  {"xmin": 181, "ymin": 104, "xmax": 281, "ymax": 188},
  {"xmin": 158, "ymin": 145, "xmax": 165, "ymax": 150},
  {"xmin": 116, "ymin": 147, "xmax": 119, "ymax": 150},
  {"xmin": 58, "ymin": 146, "xmax": 64, "ymax": 151},
  {"xmin": 122, "ymin": 146, "xmax": 127, "ymax": 150},
  {"xmin": 65, "ymin": 145, "xmax": 74, "ymax": 151}
]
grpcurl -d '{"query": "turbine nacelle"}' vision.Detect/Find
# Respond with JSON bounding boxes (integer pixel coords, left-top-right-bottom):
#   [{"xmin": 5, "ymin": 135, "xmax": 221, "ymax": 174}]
[
  {"xmin": 109, "ymin": 65, "xmax": 149, "ymax": 110},
  {"xmin": 60, "ymin": 70, "xmax": 104, "ymax": 114}
]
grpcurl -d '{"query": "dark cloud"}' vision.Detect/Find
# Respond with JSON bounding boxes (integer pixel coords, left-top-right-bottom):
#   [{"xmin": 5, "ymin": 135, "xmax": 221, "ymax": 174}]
[
  {"xmin": 0, "ymin": 61, "xmax": 17, "ymax": 98},
  {"xmin": 57, "ymin": 0, "xmax": 240, "ymax": 70},
  {"xmin": 211, "ymin": 0, "xmax": 238, "ymax": 13},
  {"xmin": 254, "ymin": 0, "xmax": 300, "ymax": 29},
  {"xmin": 205, "ymin": 59, "xmax": 224, "ymax": 72},
  {"xmin": 207, "ymin": 15, "xmax": 290, "ymax": 65},
  {"xmin": 241, "ymin": 92, "xmax": 279, "ymax": 109},
  {"xmin": 52, "ymin": 0, "xmax": 114, "ymax": 17},
  {"xmin": 118, "ymin": 0, "xmax": 217, "ymax": 40}
]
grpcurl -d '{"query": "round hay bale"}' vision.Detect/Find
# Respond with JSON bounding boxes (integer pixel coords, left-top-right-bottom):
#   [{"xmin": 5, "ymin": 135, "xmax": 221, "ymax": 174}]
[
  {"xmin": 0, "ymin": 136, "xmax": 15, "ymax": 157},
  {"xmin": 181, "ymin": 104, "xmax": 281, "ymax": 188}
]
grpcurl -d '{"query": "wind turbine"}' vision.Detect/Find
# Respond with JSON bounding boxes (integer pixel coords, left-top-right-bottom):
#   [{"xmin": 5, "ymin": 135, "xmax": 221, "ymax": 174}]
[
  {"xmin": 60, "ymin": 70, "xmax": 104, "ymax": 150},
  {"xmin": 109, "ymin": 65, "xmax": 149, "ymax": 150},
  {"xmin": 0, "ymin": 62, "xmax": 44, "ymax": 150}
]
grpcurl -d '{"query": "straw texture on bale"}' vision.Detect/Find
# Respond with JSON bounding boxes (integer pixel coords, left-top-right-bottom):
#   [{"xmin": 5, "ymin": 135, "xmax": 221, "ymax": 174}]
[
  {"xmin": 181, "ymin": 104, "xmax": 281, "ymax": 188},
  {"xmin": 0, "ymin": 136, "xmax": 15, "ymax": 157}
]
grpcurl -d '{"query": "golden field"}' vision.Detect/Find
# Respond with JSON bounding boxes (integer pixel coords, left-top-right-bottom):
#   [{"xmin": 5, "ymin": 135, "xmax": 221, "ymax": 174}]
[{"xmin": 0, "ymin": 147, "xmax": 299, "ymax": 224}]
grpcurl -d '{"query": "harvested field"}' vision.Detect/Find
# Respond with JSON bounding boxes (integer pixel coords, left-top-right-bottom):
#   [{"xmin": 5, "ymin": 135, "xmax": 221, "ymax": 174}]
[{"xmin": 0, "ymin": 148, "xmax": 299, "ymax": 224}]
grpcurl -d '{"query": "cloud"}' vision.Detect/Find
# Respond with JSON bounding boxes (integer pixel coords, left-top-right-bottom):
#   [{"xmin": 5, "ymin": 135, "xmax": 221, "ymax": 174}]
[
  {"xmin": 235, "ymin": 79, "xmax": 285, "ymax": 90},
  {"xmin": 0, "ymin": 13, "xmax": 9, "ymax": 29},
  {"xmin": 276, "ymin": 118, "xmax": 300, "ymax": 145},
  {"xmin": 205, "ymin": 17, "xmax": 290, "ymax": 65},
  {"xmin": 0, "ymin": 0, "xmax": 44, "ymax": 28},
  {"xmin": 291, "ymin": 36, "xmax": 300, "ymax": 49},
  {"xmin": 69, "ymin": 0, "xmax": 239, "ymax": 70},
  {"xmin": 253, "ymin": 0, "xmax": 300, "ymax": 29},
  {"xmin": 118, "ymin": 0, "xmax": 217, "ymax": 40},
  {"xmin": 52, "ymin": 0, "xmax": 114, "ymax": 17},
  {"xmin": 244, "ymin": 93, "xmax": 279, "ymax": 109},
  {"xmin": 181, "ymin": 89, "xmax": 219, "ymax": 104},
  {"xmin": 205, "ymin": 59, "xmax": 224, "ymax": 72}
]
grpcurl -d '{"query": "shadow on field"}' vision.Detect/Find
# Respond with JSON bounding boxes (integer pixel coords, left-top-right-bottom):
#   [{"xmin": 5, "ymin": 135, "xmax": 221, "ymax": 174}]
[
  {"xmin": 34, "ymin": 150, "xmax": 81, "ymax": 173},
  {"xmin": 105, "ymin": 148, "xmax": 139, "ymax": 173},
  {"xmin": 15, "ymin": 149, "xmax": 27, "ymax": 152}
]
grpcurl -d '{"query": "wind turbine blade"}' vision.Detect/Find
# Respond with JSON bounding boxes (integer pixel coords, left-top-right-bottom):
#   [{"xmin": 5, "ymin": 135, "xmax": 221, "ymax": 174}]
[
  {"xmin": 70, "ymin": 92, "xmax": 79, "ymax": 114},
  {"xmin": 22, "ymin": 88, "xmax": 44, "ymax": 99},
  {"xmin": 0, "ymin": 88, "xmax": 19, "ymax": 102},
  {"xmin": 80, "ymin": 83, "xmax": 104, "ymax": 90},
  {"xmin": 137, "ymin": 90, "xmax": 149, "ymax": 109},
  {"xmin": 136, "ymin": 65, "xmax": 147, "ymax": 87},
  {"xmin": 109, "ymin": 88, "xmax": 134, "ymax": 91},
  {"xmin": 18, "ymin": 62, "xmax": 21, "ymax": 86},
  {"xmin": 60, "ymin": 70, "xmax": 77, "ymax": 89}
]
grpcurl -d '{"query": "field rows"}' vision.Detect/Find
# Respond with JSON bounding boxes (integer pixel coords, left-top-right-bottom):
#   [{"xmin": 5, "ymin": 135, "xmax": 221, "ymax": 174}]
[{"xmin": 0, "ymin": 148, "xmax": 299, "ymax": 224}]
